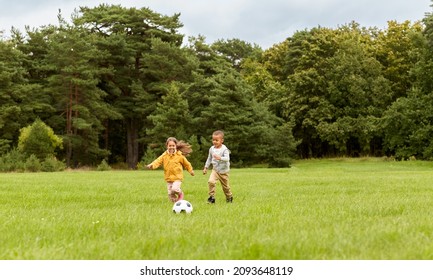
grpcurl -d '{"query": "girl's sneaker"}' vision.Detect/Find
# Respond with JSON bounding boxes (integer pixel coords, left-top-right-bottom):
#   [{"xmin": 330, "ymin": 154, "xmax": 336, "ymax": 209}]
[{"xmin": 207, "ymin": 196, "xmax": 215, "ymax": 204}]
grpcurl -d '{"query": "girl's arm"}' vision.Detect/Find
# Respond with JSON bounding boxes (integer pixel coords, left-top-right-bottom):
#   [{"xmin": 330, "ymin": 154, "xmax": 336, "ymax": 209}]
[
  {"xmin": 182, "ymin": 156, "xmax": 195, "ymax": 176},
  {"xmin": 147, "ymin": 153, "xmax": 165, "ymax": 169}
]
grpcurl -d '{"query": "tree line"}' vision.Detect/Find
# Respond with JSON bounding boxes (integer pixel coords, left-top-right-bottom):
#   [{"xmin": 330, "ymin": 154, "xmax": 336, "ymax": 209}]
[{"xmin": 1, "ymin": 3, "xmax": 433, "ymax": 170}]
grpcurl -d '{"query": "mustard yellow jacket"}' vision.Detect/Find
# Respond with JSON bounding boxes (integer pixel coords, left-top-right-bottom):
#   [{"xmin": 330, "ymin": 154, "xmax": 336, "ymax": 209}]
[{"xmin": 150, "ymin": 151, "xmax": 193, "ymax": 182}]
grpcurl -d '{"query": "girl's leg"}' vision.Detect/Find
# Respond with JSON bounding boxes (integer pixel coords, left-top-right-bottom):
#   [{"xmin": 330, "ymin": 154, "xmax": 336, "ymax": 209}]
[
  {"xmin": 172, "ymin": 181, "xmax": 183, "ymax": 201},
  {"xmin": 167, "ymin": 182, "xmax": 177, "ymax": 202}
]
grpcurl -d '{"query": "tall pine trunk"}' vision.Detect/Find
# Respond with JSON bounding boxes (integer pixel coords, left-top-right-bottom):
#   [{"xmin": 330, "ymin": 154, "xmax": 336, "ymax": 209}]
[
  {"xmin": 66, "ymin": 81, "xmax": 73, "ymax": 167},
  {"xmin": 126, "ymin": 118, "xmax": 139, "ymax": 169}
]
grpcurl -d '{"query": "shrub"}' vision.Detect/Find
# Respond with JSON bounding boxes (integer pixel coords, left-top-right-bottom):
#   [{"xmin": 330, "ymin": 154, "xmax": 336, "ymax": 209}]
[
  {"xmin": 41, "ymin": 156, "xmax": 66, "ymax": 172},
  {"xmin": 0, "ymin": 149, "xmax": 26, "ymax": 172},
  {"xmin": 25, "ymin": 154, "xmax": 42, "ymax": 172},
  {"xmin": 97, "ymin": 159, "xmax": 112, "ymax": 171},
  {"xmin": 0, "ymin": 139, "xmax": 11, "ymax": 156},
  {"xmin": 18, "ymin": 119, "xmax": 63, "ymax": 160}
]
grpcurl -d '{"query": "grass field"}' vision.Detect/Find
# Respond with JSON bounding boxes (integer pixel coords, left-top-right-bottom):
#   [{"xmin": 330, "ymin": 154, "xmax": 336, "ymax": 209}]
[{"xmin": 1, "ymin": 158, "xmax": 433, "ymax": 260}]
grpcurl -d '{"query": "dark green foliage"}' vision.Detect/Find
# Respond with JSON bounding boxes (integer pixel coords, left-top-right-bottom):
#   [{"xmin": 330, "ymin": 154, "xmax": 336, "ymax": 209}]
[
  {"xmin": 146, "ymin": 82, "xmax": 191, "ymax": 144},
  {"xmin": 139, "ymin": 146, "xmax": 158, "ymax": 170},
  {"xmin": 259, "ymin": 22, "xmax": 422, "ymax": 158},
  {"xmin": 0, "ymin": 139, "xmax": 11, "ymax": 156},
  {"xmin": 378, "ymin": 11, "xmax": 433, "ymax": 160},
  {"xmin": 184, "ymin": 37, "xmax": 290, "ymax": 166},
  {"xmin": 0, "ymin": 39, "xmax": 46, "ymax": 151},
  {"xmin": 186, "ymin": 135, "xmax": 209, "ymax": 169},
  {"xmin": 73, "ymin": 4, "xmax": 187, "ymax": 169},
  {"xmin": 382, "ymin": 88, "xmax": 433, "ymax": 160},
  {"xmin": 0, "ymin": 149, "xmax": 26, "ymax": 172},
  {"xmin": 258, "ymin": 122, "xmax": 299, "ymax": 167},
  {"xmin": 211, "ymin": 38, "xmax": 263, "ymax": 70},
  {"xmin": 2, "ymin": 4, "xmax": 433, "ymax": 167}
]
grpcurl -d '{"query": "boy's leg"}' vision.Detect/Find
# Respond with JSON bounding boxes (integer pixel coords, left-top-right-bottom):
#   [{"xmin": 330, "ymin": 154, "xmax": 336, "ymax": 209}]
[
  {"xmin": 208, "ymin": 170, "xmax": 218, "ymax": 197},
  {"xmin": 218, "ymin": 172, "xmax": 233, "ymax": 200}
]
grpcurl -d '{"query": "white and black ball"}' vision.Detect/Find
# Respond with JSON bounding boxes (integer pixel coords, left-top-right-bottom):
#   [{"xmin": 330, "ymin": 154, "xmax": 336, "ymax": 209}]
[{"xmin": 172, "ymin": 200, "xmax": 193, "ymax": 214}]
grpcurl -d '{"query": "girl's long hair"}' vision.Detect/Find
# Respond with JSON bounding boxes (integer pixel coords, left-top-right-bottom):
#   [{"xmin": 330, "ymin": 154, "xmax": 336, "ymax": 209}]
[{"xmin": 166, "ymin": 137, "xmax": 192, "ymax": 156}]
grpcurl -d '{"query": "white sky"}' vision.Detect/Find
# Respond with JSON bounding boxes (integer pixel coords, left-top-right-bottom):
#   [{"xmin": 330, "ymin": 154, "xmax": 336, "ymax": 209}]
[{"xmin": 0, "ymin": 0, "xmax": 431, "ymax": 49}]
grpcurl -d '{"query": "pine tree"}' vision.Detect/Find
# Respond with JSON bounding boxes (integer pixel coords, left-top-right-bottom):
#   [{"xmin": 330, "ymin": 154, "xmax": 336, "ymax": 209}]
[
  {"xmin": 44, "ymin": 19, "xmax": 120, "ymax": 166},
  {"xmin": 74, "ymin": 4, "xmax": 186, "ymax": 168}
]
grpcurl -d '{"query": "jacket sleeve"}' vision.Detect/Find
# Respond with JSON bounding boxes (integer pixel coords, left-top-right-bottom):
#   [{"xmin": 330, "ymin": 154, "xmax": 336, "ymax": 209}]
[
  {"xmin": 150, "ymin": 153, "xmax": 165, "ymax": 169},
  {"xmin": 182, "ymin": 156, "xmax": 194, "ymax": 173}
]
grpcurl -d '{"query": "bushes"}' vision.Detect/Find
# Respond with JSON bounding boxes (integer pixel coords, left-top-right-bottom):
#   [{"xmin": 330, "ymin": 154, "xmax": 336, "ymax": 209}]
[
  {"xmin": 0, "ymin": 119, "xmax": 66, "ymax": 172},
  {"xmin": 41, "ymin": 156, "xmax": 66, "ymax": 172},
  {"xmin": 0, "ymin": 150, "xmax": 65, "ymax": 172},
  {"xmin": 96, "ymin": 159, "xmax": 112, "ymax": 171},
  {"xmin": 0, "ymin": 149, "xmax": 26, "ymax": 172},
  {"xmin": 25, "ymin": 155, "xmax": 42, "ymax": 172}
]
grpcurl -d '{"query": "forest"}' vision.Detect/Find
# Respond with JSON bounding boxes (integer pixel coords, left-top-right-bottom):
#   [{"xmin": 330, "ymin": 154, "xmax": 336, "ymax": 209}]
[{"xmin": 2, "ymin": 4, "xmax": 433, "ymax": 170}]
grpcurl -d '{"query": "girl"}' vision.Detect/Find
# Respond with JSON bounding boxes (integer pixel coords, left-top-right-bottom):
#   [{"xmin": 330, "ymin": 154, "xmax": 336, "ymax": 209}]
[{"xmin": 147, "ymin": 137, "xmax": 195, "ymax": 202}]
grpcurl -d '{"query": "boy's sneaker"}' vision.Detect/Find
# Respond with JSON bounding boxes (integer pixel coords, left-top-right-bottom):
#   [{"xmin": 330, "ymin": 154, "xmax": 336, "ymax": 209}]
[
  {"xmin": 207, "ymin": 196, "xmax": 215, "ymax": 204},
  {"xmin": 177, "ymin": 192, "xmax": 184, "ymax": 201},
  {"xmin": 226, "ymin": 197, "xmax": 233, "ymax": 203}
]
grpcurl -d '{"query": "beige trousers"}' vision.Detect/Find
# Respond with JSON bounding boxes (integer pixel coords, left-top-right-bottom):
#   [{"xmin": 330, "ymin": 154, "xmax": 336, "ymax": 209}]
[
  {"xmin": 167, "ymin": 181, "xmax": 182, "ymax": 202},
  {"xmin": 208, "ymin": 170, "xmax": 232, "ymax": 199}
]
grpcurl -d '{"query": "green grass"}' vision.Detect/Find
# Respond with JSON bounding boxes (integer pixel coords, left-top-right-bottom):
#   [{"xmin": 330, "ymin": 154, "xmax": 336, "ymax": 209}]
[{"xmin": 1, "ymin": 158, "xmax": 433, "ymax": 260}]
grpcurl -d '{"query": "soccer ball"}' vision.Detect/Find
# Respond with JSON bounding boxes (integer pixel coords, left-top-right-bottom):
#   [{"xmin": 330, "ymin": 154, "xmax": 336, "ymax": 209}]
[{"xmin": 173, "ymin": 200, "xmax": 193, "ymax": 214}]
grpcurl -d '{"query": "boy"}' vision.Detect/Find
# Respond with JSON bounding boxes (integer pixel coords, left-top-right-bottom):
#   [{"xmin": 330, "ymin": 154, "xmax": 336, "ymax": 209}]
[{"xmin": 203, "ymin": 130, "xmax": 233, "ymax": 203}]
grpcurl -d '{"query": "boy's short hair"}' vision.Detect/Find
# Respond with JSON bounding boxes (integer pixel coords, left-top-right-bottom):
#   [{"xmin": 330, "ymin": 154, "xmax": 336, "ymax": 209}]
[{"xmin": 212, "ymin": 130, "xmax": 224, "ymax": 138}]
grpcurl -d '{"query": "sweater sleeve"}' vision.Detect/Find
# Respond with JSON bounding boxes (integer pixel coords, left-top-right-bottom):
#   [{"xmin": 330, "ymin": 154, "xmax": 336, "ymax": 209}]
[
  {"xmin": 204, "ymin": 147, "xmax": 212, "ymax": 168},
  {"xmin": 220, "ymin": 147, "xmax": 230, "ymax": 162}
]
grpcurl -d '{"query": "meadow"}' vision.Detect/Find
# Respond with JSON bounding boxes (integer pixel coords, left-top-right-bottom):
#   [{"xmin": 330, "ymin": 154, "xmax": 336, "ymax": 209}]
[{"xmin": 1, "ymin": 158, "xmax": 433, "ymax": 260}]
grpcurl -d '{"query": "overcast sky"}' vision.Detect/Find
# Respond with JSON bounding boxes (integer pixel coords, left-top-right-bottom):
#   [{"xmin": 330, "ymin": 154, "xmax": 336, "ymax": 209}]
[{"xmin": 0, "ymin": 0, "xmax": 432, "ymax": 49}]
